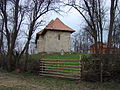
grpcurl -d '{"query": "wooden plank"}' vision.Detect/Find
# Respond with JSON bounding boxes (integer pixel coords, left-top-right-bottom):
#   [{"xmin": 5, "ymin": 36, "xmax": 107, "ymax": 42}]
[
  {"xmin": 40, "ymin": 66, "xmax": 81, "ymax": 71},
  {"xmin": 40, "ymin": 64, "xmax": 81, "ymax": 68},
  {"xmin": 40, "ymin": 61, "xmax": 80, "ymax": 65},
  {"xmin": 39, "ymin": 73, "xmax": 80, "ymax": 80},
  {"xmin": 39, "ymin": 71, "xmax": 80, "ymax": 76},
  {"xmin": 40, "ymin": 59, "xmax": 80, "ymax": 61},
  {"xmin": 90, "ymin": 59, "xmax": 101, "ymax": 61},
  {"xmin": 44, "ymin": 69, "xmax": 79, "ymax": 73}
]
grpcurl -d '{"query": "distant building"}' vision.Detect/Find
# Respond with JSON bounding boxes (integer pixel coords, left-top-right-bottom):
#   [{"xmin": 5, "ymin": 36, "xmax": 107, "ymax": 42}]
[
  {"xmin": 36, "ymin": 18, "xmax": 75, "ymax": 53},
  {"xmin": 89, "ymin": 42, "xmax": 117, "ymax": 54}
]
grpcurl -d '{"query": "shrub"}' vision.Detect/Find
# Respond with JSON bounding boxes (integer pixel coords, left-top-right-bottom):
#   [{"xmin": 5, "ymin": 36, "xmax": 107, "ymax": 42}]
[
  {"xmin": 18, "ymin": 55, "xmax": 41, "ymax": 74},
  {"xmin": 81, "ymin": 54, "xmax": 120, "ymax": 82}
]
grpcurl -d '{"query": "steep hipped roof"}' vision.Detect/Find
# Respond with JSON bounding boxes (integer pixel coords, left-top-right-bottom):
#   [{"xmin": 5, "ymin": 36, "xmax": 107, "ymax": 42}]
[{"xmin": 37, "ymin": 18, "xmax": 75, "ymax": 35}]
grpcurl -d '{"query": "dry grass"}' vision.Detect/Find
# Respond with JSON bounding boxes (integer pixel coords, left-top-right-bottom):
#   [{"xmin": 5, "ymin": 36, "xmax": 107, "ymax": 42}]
[
  {"xmin": 0, "ymin": 72, "xmax": 46, "ymax": 90},
  {"xmin": 0, "ymin": 70, "xmax": 120, "ymax": 90}
]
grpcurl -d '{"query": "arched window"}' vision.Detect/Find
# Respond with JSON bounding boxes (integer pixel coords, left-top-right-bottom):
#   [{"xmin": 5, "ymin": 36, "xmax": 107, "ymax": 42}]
[{"xmin": 58, "ymin": 34, "xmax": 60, "ymax": 40}]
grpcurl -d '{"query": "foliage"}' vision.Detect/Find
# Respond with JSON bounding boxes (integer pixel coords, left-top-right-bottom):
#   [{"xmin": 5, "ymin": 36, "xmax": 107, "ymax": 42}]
[{"xmin": 81, "ymin": 54, "xmax": 120, "ymax": 82}]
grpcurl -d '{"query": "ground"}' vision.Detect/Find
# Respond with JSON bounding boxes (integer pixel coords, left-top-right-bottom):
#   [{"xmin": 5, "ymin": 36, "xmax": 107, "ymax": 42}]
[{"xmin": 0, "ymin": 70, "xmax": 120, "ymax": 90}]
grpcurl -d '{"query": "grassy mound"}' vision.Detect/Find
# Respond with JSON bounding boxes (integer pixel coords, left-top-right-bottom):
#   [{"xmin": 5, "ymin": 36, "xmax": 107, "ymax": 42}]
[{"xmin": 29, "ymin": 53, "xmax": 90, "ymax": 60}]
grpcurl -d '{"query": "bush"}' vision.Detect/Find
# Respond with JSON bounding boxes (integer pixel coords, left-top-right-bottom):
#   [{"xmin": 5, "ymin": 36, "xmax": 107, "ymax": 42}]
[
  {"xmin": 18, "ymin": 55, "xmax": 41, "ymax": 74},
  {"xmin": 81, "ymin": 54, "xmax": 120, "ymax": 82},
  {"xmin": 27, "ymin": 58, "xmax": 40, "ymax": 74}
]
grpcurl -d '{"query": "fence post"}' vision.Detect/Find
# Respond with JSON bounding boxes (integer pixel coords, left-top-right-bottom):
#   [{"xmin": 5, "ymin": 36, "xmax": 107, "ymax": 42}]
[
  {"xmin": 39, "ymin": 59, "xmax": 42, "ymax": 75},
  {"xmin": 100, "ymin": 60, "xmax": 103, "ymax": 82},
  {"xmin": 80, "ymin": 55, "xmax": 82, "ymax": 80},
  {"xmin": 39, "ymin": 58, "xmax": 44, "ymax": 75}
]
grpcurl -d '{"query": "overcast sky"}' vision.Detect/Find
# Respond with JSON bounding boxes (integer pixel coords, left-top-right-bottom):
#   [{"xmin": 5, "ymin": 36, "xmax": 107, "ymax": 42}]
[
  {"xmin": 38, "ymin": 0, "xmax": 110, "ymax": 31},
  {"xmin": 47, "ymin": 8, "xmax": 83, "ymax": 31},
  {"xmin": 36, "ymin": 6, "xmax": 84, "ymax": 33},
  {"xmin": 35, "ymin": 0, "xmax": 112, "ymax": 42}
]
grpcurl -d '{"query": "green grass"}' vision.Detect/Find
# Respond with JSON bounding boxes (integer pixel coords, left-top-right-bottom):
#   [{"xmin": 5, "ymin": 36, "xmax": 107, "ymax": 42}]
[
  {"xmin": 30, "ymin": 53, "xmax": 90, "ymax": 60},
  {"xmin": 0, "ymin": 70, "xmax": 120, "ymax": 90}
]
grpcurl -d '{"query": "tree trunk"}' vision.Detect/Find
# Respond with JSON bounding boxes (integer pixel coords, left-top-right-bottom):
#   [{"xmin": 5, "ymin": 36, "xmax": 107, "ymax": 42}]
[{"xmin": 107, "ymin": 0, "xmax": 118, "ymax": 53}]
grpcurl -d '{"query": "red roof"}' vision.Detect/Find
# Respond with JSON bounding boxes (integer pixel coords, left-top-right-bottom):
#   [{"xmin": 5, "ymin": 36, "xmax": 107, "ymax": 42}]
[{"xmin": 37, "ymin": 18, "xmax": 75, "ymax": 35}]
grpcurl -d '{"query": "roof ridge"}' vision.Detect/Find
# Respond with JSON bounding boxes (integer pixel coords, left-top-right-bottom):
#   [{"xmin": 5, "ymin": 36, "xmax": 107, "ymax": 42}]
[
  {"xmin": 45, "ymin": 19, "xmax": 54, "ymax": 29},
  {"xmin": 37, "ymin": 18, "xmax": 75, "ymax": 35},
  {"xmin": 55, "ymin": 18, "xmax": 73, "ymax": 31}
]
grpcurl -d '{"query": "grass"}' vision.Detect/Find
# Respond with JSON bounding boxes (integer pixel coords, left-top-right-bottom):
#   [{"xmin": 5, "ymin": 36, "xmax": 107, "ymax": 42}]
[
  {"xmin": 0, "ymin": 70, "xmax": 120, "ymax": 90},
  {"xmin": 29, "ymin": 53, "xmax": 90, "ymax": 60}
]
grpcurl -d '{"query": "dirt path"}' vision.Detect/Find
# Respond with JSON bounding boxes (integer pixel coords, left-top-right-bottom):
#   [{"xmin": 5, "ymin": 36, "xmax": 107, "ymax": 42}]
[{"xmin": 0, "ymin": 72, "xmax": 45, "ymax": 90}]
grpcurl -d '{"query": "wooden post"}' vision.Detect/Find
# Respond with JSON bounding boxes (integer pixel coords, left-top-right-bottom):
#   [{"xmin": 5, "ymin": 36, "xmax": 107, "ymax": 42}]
[
  {"xmin": 40, "ymin": 58, "xmax": 44, "ymax": 74},
  {"xmin": 100, "ymin": 60, "xmax": 103, "ymax": 82},
  {"xmin": 80, "ymin": 55, "xmax": 82, "ymax": 80},
  {"xmin": 39, "ymin": 59, "xmax": 42, "ymax": 75}
]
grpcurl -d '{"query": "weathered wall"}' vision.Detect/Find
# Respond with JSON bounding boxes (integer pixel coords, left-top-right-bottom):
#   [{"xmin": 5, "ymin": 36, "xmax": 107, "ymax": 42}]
[
  {"xmin": 37, "ymin": 30, "xmax": 71, "ymax": 53},
  {"xmin": 37, "ymin": 35, "xmax": 45, "ymax": 53}
]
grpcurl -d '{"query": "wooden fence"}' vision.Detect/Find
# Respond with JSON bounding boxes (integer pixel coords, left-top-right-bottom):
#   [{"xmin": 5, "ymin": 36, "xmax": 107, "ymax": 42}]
[
  {"xmin": 39, "ymin": 58, "xmax": 82, "ymax": 80},
  {"xmin": 39, "ymin": 54, "xmax": 120, "ymax": 82}
]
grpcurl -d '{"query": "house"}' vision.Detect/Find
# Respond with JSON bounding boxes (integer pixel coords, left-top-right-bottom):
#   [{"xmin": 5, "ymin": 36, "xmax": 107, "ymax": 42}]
[
  {"xmin": 89, "ymin": 42, "xmax": 117, "ymax": 54},
  {"xmin": 36, "ymin": 18, "xmax": 75, "ymax": 53}
]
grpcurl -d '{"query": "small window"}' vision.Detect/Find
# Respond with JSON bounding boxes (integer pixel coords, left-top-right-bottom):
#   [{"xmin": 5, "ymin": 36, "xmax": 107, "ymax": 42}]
[
  {"xmin": 41, "ymin": 36, "xmax": 44, "ymax": 39},
  {"xmin": 58, "ymin": 34, "xmax": 60, "ymax": 40}
]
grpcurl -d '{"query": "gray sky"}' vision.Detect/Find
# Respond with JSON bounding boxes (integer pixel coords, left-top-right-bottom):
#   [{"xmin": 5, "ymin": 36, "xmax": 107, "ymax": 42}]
[
  {"xmin": 35, "ymin": 0, "xmax": 113, "ymax": 42},
  {"xmin": 39, "ymin": 0, "xmax": 110, "ymax": 31},
  {"xmin": 38, "ymin": 6, "xmax": 84, "ymax": 32},
  {"xmin": 47, "ymin": 8, "xmax": 83, "ymax": 31}
]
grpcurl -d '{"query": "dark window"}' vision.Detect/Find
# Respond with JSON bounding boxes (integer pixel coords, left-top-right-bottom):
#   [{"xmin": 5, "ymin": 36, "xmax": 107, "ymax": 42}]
[
  {"xmin": 58, "ymin": 34, "xmax": 60, "ymax": 40},
  {"xmin": 41, "ymin": 35, "xmax": 44, "ymax": 39}
]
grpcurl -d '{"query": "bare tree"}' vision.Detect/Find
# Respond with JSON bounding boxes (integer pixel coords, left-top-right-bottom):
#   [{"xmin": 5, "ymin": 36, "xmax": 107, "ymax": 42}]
[
  {"xmin": 72, "ymin": 29, "xmax": 93, "ymax": 53},
  {"xmin": 0, "ymin": 17, "xmax": 4, "ymax": 54},
  {"xmin": 107, "ymin": 0, "xmax": 119, "ymax": 51},
  {"xmin": 66, "ymin": 0, "xmax": 106, "ymax": 54},
  {"xmin": 113, "ymin": 7, "xmax": 120, "ymax": 53},
  {"xmin": 0, "ymin": 0, "xmax": 60, "ymax": 71}
]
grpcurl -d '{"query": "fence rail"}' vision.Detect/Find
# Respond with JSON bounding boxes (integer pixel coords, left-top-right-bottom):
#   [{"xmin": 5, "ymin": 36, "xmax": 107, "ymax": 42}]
[{"xmin": 39, "ymin": 58, "xmax": 81, "ymax": 80}]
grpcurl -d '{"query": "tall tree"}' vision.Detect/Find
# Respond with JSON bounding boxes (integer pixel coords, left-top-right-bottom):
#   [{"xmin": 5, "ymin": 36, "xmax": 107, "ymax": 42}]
[
  {"xmin": 0, "ymin": 0, "xmax": 60, "ymax": 71},
  {"xmin": 66, "ymin": 0, "xmax": 118, "ymax": 53},
  {"xmin": 66, "ymin": 0, "xmax": 106, "ymax": 54},
  {"xmin": 107, "ymin": 0, "xmax": 119, "ymax": 52},
  {"xmin": 113, "ymin": 6, "xmax": 120, "ymax": 53}
]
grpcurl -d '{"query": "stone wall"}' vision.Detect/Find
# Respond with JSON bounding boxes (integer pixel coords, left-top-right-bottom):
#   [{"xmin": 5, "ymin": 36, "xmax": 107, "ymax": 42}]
[
  {"xmin": 37, "ymin": 30, "xmax": 71, "ymax": 53},
  {"xmin": 37, "ymin": 35, "xmax": 45, "ymax": 53}
]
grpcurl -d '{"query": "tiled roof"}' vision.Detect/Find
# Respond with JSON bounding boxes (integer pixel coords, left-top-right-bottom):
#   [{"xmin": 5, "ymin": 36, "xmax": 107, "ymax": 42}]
[
  {"xmin": 37, "ymin": 29, "xmax": 44, "ymax": 35},
  {"xmin": 37, "ymin": 18, "xmax": 75, "ymax": 35}
]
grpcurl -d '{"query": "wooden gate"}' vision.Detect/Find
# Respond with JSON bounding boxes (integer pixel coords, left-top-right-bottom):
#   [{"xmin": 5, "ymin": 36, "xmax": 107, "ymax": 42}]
[{"xmin": 39, "ymin": 58, "xmax": 81, "ymax": 80}]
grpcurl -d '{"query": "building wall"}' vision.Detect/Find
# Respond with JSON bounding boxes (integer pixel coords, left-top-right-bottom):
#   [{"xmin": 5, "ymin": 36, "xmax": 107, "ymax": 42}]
[
  {"xmin": 37, "ymin": 30, "xmax": 71, "ymax": 53},
  {"xmin": 37, "ymin": 35, "xmax": 45, "ymax": 53}
]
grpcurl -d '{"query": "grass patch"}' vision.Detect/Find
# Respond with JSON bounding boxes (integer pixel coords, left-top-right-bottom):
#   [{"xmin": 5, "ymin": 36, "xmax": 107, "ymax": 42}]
[
  {"xmin": 29, "ymin": 53, "xmax": 90, "ymax": 60},
  {"xmin": 0, "ymin": 70, "xmax": 120, "ymax": 90}
]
